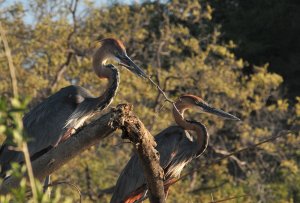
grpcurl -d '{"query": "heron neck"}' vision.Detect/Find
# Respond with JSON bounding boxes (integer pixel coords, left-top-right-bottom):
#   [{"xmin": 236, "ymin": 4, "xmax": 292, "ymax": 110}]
[
  {"xmin": 173, "ymin": 104, "xmax": 209, "ymax": 155},
  {"xmin": 95, "ymin": 65, "xmax": 120, "ymax": 110},
  {"xmin": 93, "ymin": 48, "xmax": 112, "ymax": 78},
  {"xmin": 92, "ymin": 48, "xmax": 120, "ymax": 109}
]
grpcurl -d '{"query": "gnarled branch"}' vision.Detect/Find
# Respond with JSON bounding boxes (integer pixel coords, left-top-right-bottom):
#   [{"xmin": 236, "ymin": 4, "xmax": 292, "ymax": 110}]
[
  {"xmin": 0, "ymin": 104, "xmax": 122, "ymax": 194},
  {"xmin": 0, "ymin": 104, "xmax": 166, "ymax": 203},
  {"xmin": 117, "ymin": 105, "xmax": 166, "ymax": 203}
]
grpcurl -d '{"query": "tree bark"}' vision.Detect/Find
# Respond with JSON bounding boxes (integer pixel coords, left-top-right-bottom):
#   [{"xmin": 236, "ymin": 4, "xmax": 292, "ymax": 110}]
[
  {"xmin": 0, "ymin": 104, "xmax": 166, "ymax": 203},
  {"xmin": 0, "ymin": 105, "xmax": 120, "ymax": 194},
  {"xmin": 117, "ymin": 105, "xmax": 166, "ymax": 203}
]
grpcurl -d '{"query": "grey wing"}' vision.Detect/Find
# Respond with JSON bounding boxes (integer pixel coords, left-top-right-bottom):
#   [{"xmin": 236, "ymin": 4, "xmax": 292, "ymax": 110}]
[
  {"xmin": 111, "ymin": 126, "xmax": 195, "ymax": 203},
  {"xmin": 0, "ymin": 85, "xmax": 93, "ymax": 168},
  {"xmin": 155, "ymin": 126, "xmax": 197, "ymax": 178}
]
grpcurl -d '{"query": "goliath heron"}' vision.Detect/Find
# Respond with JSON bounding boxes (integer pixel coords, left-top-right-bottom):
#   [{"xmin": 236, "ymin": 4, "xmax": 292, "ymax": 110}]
[
  {"xmin": 0, "ymin": 38, "xmax": 147, "ymax": 178},
  {"xmin": 111, "ymin": 94, "xmax": 240, "ymax": 203}
]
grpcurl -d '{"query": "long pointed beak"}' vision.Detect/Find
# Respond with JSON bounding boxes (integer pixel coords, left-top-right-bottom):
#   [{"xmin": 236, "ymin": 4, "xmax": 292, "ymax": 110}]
[
  {"xmin": 119, "ymin": 55, "xmax": 147, "ymax": 78},
  {"xmin": 197, "ymin": 102, "xmax": 240, "ymax": 121}
]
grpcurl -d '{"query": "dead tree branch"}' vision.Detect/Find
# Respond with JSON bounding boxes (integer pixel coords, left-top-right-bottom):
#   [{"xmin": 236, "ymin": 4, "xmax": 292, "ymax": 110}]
[
  {"xmin": 118, "ymin": 105, "xmax": 166, "ymax": 203},
  {"xmin": 0, "ymin": 104, "xmax": 127, "ymax": 194},
  {"xmin": 0, "ymin": 104, "xmax": 166, "ymax": 203},
  {"xmin": 49, "ymin": 0, "xmax": 79, "ymax": 92}
]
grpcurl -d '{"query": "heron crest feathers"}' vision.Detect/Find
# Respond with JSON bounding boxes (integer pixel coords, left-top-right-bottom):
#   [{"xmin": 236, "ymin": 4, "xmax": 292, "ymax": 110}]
[
  {"xmin": 94, "ymin": 38, "xmax": 126, "ymax": 53},
  {"xmin": 180, "ymin": 94, "xmax": 205, "ymax": 103}
]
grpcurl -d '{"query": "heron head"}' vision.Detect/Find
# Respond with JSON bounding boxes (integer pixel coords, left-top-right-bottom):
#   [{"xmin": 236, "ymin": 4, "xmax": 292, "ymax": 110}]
[
  {"xmin": 178, "ymin": 94, "xmax": 240, "ymax": 121},
  {"xmin": 98, "ymin": 38, "xmax": 147, "ymax": 78}
]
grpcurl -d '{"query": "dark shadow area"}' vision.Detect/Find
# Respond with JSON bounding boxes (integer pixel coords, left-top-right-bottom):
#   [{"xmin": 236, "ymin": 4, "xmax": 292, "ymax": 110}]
[{"xmin": 211, "ymin": 0, "xmax": 300, "ymax": 99}]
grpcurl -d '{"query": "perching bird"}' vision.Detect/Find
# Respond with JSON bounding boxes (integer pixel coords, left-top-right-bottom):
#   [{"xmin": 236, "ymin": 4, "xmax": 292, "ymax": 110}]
[
  {"xmin": 0, "ymin": 38, "xmax": 147, "ymax": 178},
  {"xmin": 111, "ymin": 94, "xmax": 240, "ymax": 203}
]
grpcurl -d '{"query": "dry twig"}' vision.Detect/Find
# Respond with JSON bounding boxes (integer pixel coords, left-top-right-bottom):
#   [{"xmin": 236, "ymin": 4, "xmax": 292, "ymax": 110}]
[
  {"xmin": 0, "ymin": 104, "xmax": 166, "ymax": 203},
  {"xmin": 49, "ymin": 0, "xmax": 79, "ymax": 92},
  {"xmin": 172, "ymin": 131, "xmax": 290, "ymax": 185},
  {"xmin": 0, "ymin": 22, "xmax": 18, "ymax": 97},
  {"xmin": 208, "ymin": 194, "xmax": 248, "ymax": 203},
  {"xmin": 45, "ymin": 180, "xmax": 82, "ymax": 203}
]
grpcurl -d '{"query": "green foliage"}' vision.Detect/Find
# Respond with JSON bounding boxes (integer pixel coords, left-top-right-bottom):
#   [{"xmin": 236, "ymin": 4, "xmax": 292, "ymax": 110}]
[
  {"xmin": 0, "ymin": 97, "xmax": 75, "ymax": 202},
  {"xmin": 0, "ymin": 0, "xmax": 299, "ymax": 202}
]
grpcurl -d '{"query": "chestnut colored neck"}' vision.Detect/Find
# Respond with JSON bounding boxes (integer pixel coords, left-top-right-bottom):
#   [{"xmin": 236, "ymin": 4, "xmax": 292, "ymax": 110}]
[
  {"xmin": 92, "ymin": 47, "xmax": 120, "ymax": 109},
  {"xmin": 173, "ymin": 100, "xmax": 209, "ymax": 153}
]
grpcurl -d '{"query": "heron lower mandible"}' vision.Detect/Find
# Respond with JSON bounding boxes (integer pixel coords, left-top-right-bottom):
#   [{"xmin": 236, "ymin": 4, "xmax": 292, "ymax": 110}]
[
  {"xmin": 0, "ymin": 38, "xmax": 147, "ymax": 178},
  {"xmin": 111, "ymin": 94, "xmax": 240, "ymax": 203}
]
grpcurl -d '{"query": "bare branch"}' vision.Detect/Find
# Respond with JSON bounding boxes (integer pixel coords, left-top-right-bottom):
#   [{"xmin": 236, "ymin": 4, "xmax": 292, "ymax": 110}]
[
  {"xmin": 0, "ymin": 104, "xmax": 166, "ymax": 203},
  {"xmin": 49, "ymin": 0, "xmax": 79, "ymax": 92},
  {"xmin": 0, "ymin": 104, "xmax": 128, "ymax": 194},
  {"xmin": 171, "ymin": 130, "xmax": 290, "ymax": 185},
  {"xmin": 45, "ymin": 180, "xmax": 82, "ymax": 203},
  {"xmin": 97, "ymin": 186, "xmax": 115, "ymax": 198},
  {"xmin": 22, "ymin": 143, "xmax": 38, "ymax": 200},
  {"xmin": 189, "ymin": 180, "xmax": 228, "ymax": 193},
  {"xmin": 119, "ymin": 63, "xmax": 183, "ymax": 119},
  {"xmin": 49, "ymin": 52, "xmax": 73, "ymax": 91},
  {"xmin": 84, "ymin": 165, "xmax": 96, "ymax": 201},
  {"xmin": 208, "ymin": 194, "xmax": 248, "ymax": 203},
  {"xmin": 0, "ymin": 22, "xmax": 18, "ymax": 97}
]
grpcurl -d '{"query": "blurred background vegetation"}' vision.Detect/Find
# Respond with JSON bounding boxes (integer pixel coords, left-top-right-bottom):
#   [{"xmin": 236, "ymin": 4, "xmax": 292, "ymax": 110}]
[{"xmin": 0, "ymin": 0, "xmax": 299, "ymax": 202}]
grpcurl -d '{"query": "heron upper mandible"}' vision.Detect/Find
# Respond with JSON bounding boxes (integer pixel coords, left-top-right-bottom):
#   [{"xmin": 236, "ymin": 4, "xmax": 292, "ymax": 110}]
[
  {"xmin": 111, "ymin": 94, "xmax": 240, "ymax": 203},
  {"xmin": 0, "ymin": 38, "xmax": 147, "ymax": 178}
]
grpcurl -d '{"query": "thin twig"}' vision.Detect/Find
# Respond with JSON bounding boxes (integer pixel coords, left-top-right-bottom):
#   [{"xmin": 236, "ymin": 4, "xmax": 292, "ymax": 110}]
[
  {"xmin": 189, "ymin": 180, "xmax": 228, "ymax": 193},
  {"xmin": 0, "ymin": 105, "xmax": 124, "ymax": 195},
  {"xmin": 22, "ymin": 143, "xmax": 38, "ymax": 202},
  {"xmin": 208, "ymin": 194, "xmax": 248, "ymax": 203},
  {"xmin": 152, "ymin": 41, "xmax": 165, "ymax": 111},
  {"xmin": 49, "ymin": 0, "xmax": 79, "ymax": 92},
  {"xmin": 45, "ymin": 180, "xmax": 82, "ymax": 203},
  {"xmin": 85, "ymin": 165, "xmax": 95, "ymax": 201},
  {"xmin": 121, "ymin": 62, "xmax": 183, "ymax": 119},
  {"xmin": 172, "ymin": 131, "xmax": 290, "ymax": 185},
  {"xmin": 49, "ymin": 52, "xmax": 73, "ymax": 90},
  {"xmin": 147, "ymin": 76, "xmax": 183, "ymax": 119},
  {"xmin": 97, "ymin": 186, "xmax": 115, "ymax": 197},
  {"xmin": 0, "ymin": 22, "xmax": 18, "ymax": 97}
]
